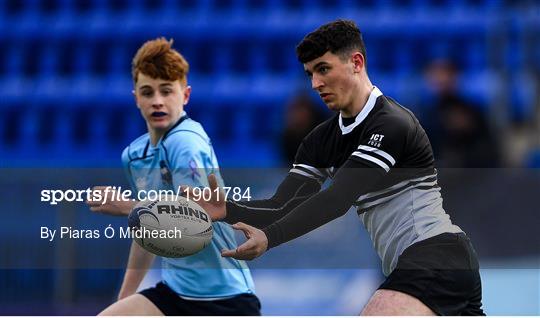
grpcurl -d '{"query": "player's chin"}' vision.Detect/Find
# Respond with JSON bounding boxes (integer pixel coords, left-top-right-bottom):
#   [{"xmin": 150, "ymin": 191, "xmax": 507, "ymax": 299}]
[
  {"xmin": 324, "ymin": 101, "xmax": 339, "ymax": 111},
  {"xmin": 149, "ymin": 119, "xmax": 171, "ymax": 130}
]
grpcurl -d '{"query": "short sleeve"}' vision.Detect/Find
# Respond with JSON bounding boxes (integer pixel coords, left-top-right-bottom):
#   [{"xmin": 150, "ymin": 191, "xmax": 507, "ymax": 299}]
[
  {"xmin": 349, "ymin": 114, "xmax": 410, "ymax": 173},
  {"xmin": 163, "ymin": 132, "xmax": 213, "ymax": 188}
]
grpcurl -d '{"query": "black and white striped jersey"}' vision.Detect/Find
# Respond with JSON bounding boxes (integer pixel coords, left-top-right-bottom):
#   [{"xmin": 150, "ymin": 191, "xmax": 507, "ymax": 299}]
[
  {"xmin": 291, "ymin": 86, "xmax": 437, "ymax": 212},
  {"xmin": 227, "ymin": 86, "xmax": 462, "ymax": 276},
  {"xmin": 283, "ymin": 86, "xmax": 462, "ymax": 275}
]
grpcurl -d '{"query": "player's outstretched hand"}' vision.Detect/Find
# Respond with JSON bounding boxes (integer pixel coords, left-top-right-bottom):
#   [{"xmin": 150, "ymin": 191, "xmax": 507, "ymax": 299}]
[
  {"xmin": 221, "ymin": 222, "xmax": 268, "ymax": 260},
  {"xmin": 182, "ymin": 174, "xmax": 227, "ymax": 221},
  {"xmin": 86, "ymin": 186, "xmax": 136, "ymax": 216}
]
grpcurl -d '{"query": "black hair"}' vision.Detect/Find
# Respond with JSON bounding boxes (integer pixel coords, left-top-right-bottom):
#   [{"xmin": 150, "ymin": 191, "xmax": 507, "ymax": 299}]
[{"xmin": 296, "ymin": 19, "xmax": 367, "ymax": 65}]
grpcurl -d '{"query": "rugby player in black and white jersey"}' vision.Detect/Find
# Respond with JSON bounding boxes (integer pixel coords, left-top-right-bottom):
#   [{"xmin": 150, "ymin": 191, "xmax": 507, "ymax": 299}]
[{"xmin": 186, "ymin": 20, "xmax": 485, "ymax": 315}]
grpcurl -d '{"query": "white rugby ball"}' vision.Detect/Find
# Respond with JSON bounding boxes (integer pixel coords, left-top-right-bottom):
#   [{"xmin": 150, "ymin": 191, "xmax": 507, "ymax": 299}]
[{"xmin": 128, "ymin": 196, "xmax": 213, "ymax": 258}]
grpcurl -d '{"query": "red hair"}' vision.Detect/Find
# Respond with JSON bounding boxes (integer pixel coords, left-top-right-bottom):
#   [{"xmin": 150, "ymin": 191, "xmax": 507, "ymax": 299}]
[{"xmin": 131, "ymin": 37, "xmax": 189, "ymax": 85}]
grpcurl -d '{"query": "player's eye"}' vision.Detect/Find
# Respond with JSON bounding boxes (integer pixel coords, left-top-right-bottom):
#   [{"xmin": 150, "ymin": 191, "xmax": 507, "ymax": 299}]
[
  {"xmin": 161, "ymin": 89, "xmax": 172, "ymax": 96},
  {"xmin": 319, "ymin": 66, "xmax": 330, "ymax": 74},
  {"xmin": 141, "ymin": 90, "xmax": 153, "ymax": 97}
]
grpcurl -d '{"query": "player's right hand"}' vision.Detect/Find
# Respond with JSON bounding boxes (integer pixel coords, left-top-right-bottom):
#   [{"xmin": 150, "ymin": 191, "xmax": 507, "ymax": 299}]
[
  {"xmin": 86, "ymin": 186, "xmax": 136, "ymax": 216},
  {"xmin": 182, "ymin": 174, "xmax": 227, "ymax": 221}
]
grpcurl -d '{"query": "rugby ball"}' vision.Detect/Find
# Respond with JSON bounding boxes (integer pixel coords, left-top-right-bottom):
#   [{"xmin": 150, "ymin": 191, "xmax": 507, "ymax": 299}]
[{"xmin": 128, "ymin": 196, "xmax": 213, "ymax": 258}]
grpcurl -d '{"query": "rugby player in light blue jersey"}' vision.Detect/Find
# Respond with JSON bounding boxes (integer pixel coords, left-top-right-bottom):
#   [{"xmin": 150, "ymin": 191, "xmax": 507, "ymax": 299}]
[{"xmin": 86, "ymin": 38, "xmax": 259, "ymax": 315}]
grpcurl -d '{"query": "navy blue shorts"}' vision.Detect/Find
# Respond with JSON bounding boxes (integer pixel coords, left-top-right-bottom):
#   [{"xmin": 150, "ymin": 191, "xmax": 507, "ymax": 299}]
[{"xmin": 139, "ymin": 282, "xmax": 261, "ymax": 316}]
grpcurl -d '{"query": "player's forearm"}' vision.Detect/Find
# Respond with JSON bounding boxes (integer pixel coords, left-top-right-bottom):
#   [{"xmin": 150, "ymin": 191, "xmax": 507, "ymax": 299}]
[
  {"xmin": 262, "ymin": 183, "xmax": 352, "ymax": 249},
  {"xmin": 224, "ymin": 174, "xmax": 320, "ymax": 228},
  {"xmin": 225, "ymin": 199, "xmax": 288, "ymax": 228},
  {"xmin": 117, "ymin": 200, "xmax": 137, "ymax": 216},
  {"xmin": 119, "ymin": 241, "xmax": 156, "ymax": 297},
  {"xmin": 263, "ymin": 162, "xmax": 384, "ymax": 249}
]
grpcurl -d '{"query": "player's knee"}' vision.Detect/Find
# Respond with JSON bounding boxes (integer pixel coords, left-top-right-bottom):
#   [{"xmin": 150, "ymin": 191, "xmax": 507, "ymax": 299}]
[{"xmin": 361, "ymin": 289, "xmax": 436, "ymax": 316}]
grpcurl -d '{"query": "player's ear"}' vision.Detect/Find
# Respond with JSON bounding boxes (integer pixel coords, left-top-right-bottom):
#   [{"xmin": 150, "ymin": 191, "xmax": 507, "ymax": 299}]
[
  {"xmin": 183, "ymin": 85, "xmax": 192, "ymax": 105},
  {"xmin": 351, "ymin": 52, "xmax": 365, "ymax": 73}
]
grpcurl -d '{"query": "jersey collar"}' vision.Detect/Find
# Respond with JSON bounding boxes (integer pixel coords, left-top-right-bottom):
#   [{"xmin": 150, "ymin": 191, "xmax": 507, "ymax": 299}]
[
  {"xmin": 339, "ymin": 86, "xmax": 382, "ymax": 135},
  {"xmin": 161, "ymin": 111, "xmax": 188, "ymax": 141}
]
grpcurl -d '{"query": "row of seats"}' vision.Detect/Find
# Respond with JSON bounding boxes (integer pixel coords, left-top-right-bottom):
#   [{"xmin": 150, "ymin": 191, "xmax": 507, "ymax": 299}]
[
  {"xmin": 0, "ymin": 0, "xmax": 517, "ymax": 17},
  {"xmin": 2, "ymin": 36, "xmax": 513, "ymax": 77},
  {"xmin": 3, "ymin": 1, "xmax": 537, "ymax": 44},
  {"xmin": 0, "ymin": 69, "xmax": 533, "ymax": 115},
  {"xmin": 0, "ymin": 38, "xmax": 299, "ymax": 77},
  {"xmin": 0, "ymin": 103, "xmax": 280, "ymax": 145},
  {"xmin": 1, "ymin": 9, "xmax": 523, "ymax": 38},
  {"xmin": 0, "ymin": 98, "xmax": 285, "ymax": 166}
]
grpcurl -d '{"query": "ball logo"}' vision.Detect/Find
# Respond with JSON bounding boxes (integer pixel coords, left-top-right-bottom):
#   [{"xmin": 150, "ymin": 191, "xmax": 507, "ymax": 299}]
[
  {"xmin": 128, "ymin": 206, "xmax": 160, "ymax": 230},
  {"xmin": 128, "ymin": 198, "xmax": 213, "ymax": 258},
  {"xmin": 156, "ymin": 204, "xmax": 209, "ymax": 222},
  {"xmin": 136, "ymin": 207, "xmax": 160, "ymax": 223}
]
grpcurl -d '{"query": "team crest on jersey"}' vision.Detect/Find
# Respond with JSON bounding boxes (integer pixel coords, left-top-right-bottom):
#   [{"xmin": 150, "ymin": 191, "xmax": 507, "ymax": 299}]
[{"xmin": 367, "ymin": 134, "xmax": 385, "ymax": 148}]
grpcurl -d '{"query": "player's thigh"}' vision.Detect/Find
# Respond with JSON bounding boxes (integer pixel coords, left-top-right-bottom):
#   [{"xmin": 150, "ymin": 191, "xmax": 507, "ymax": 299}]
[
  {"xmin": 98, "ymin": 294, "xmax": 164, "ymax": 316},
  {"xmin": 361, "ymin": 289, "xmax": 436, "ymax": 316}
]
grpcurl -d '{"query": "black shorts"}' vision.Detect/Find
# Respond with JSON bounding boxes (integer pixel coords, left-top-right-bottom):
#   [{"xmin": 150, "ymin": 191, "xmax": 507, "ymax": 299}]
[
  {"xmin": 139, "ymin": 282, "xmax": 261, "ymax": 316},
  {"xmin": 379, "ymin": 232, "xmax": 485, "ymax": 315}
]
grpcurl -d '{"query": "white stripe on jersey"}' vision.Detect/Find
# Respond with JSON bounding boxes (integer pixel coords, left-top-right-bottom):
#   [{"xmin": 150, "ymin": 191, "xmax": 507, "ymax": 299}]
[
  {"xmin": 290, "ymin": 168, "xmax": 323, "ymax": 182},
  {"xmin": 351, "ymin": 151, "xmax": 390, "ymax": 172},
  {"xmin": 357, "ymin": 145, "xmax": 396, "ymax": 166},
  {"xmin": 292, "ymin": 164, "xmax": 325, "ymax": 177}
]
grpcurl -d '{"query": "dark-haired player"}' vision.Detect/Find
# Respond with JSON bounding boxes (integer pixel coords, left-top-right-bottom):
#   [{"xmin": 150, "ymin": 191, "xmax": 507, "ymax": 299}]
[{"xmin": 190, "ymin": 20, "xmax": 485, "ymax": 315}]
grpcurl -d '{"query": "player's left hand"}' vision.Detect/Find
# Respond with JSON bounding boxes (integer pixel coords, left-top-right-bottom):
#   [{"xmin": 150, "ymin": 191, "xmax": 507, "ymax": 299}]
[{"xmin": 221, "ymin": 222, "xmax": 268, "ymax": 260}]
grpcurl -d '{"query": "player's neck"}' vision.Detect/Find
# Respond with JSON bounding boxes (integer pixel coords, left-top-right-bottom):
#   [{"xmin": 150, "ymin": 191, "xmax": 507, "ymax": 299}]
[
  {"xmin": 148, "ymin": 129, "xmax": 165, "ymax": 146},
  {"xmin": 341, "ymin": 79, "xmax": 373, "ymax": 118}
]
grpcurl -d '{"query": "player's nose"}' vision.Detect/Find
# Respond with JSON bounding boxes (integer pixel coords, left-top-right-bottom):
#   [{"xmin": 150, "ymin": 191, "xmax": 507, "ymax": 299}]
[
  {"xmin": 311, "ymin": 76, "xmax": 324, "ymax": 91},
  {"xmin": 151, "ymin": 95, "xmax": 165, "ymax": 108}
]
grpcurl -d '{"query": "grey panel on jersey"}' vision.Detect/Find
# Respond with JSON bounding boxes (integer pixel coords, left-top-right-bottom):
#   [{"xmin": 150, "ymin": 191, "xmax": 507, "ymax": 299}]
[{"xmin": 360, "ymin": 185, "xmax": 462, "ymax": 276}]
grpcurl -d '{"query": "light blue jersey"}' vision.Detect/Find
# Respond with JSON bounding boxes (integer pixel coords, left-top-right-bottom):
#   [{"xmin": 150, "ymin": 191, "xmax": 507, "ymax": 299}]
[{"xmin": 121, "ymin": 112, "xmax": 255, "ymax": 298}]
